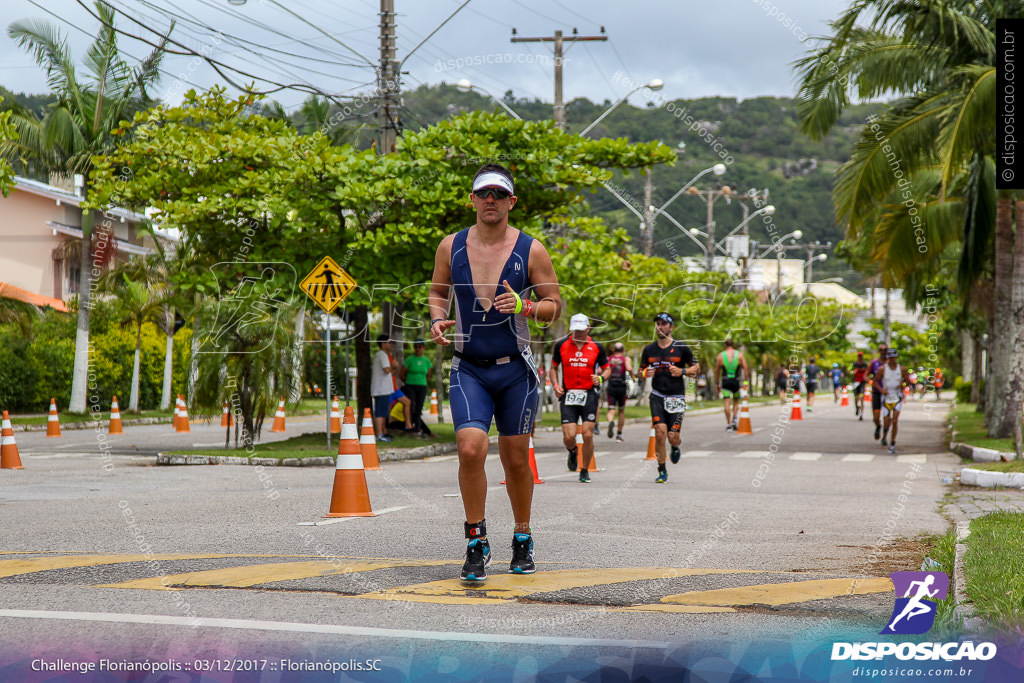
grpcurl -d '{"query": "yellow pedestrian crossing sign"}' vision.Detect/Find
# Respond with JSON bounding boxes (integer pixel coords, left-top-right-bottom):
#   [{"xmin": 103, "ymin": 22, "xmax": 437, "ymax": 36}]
[{"xmin": 300, "ymin": 256, "xmax": 357, "ymax": 313}]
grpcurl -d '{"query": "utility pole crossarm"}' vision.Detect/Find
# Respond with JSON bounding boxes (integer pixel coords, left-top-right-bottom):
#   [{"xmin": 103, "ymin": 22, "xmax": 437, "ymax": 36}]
[{"xmin": 511, "ymin": 29, "xmax": 607, "ymax": 130}]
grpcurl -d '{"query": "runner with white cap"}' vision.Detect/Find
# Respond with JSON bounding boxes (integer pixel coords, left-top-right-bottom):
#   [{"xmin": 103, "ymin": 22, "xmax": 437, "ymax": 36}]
[
  {"xmin": 429, "ymin": 163, "xmax": 562, "ymax": 581},
  {"xmin": 551, "ymin": 313, "xmax": 610, "ymax": 483}
]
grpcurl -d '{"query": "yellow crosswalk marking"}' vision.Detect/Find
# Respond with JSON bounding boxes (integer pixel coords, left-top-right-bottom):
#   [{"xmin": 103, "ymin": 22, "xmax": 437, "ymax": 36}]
[
  {"xmin": 0, "ymin": 554, "xmax": 239, "ymax": 579},
  {"xmin": 98, "ymin": 559, "xmax": 458, "ymax": 590},
  {"xmin": 360, "ymin": 568, "xmax": 756, "ymax": 603},
  {"xmin": 620, "ymin": 577, "xmax": 894, "ymax": 611}
]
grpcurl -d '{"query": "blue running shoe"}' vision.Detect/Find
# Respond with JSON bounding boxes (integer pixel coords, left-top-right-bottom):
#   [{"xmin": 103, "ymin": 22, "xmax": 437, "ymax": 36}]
[
  {"xmin": 655, "ymin": 470, "xmax": 668, "ymax": 484},
  {"xmin": 460, "ymin": 538, "xmax": 491, "ymax": 582},
  {"xmin": 509, "ymin": 533, "xmax": 535, "ymax": 574}
]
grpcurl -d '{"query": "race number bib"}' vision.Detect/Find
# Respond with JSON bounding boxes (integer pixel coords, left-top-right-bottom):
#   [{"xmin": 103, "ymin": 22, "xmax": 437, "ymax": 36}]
[
  {"xmin": 885, "ymin": 392, "xmax": 901, "ymax": 404},
  {"xmin": 664, "ymin": 395, "xmax": 687, "ymax": 414},
  {"xmin": 565, "ymin": 389, "xmax": 588, "ymax": 406}
]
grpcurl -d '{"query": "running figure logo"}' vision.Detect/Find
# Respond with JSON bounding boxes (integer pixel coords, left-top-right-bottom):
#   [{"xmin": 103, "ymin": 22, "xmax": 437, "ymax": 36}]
[{"xmin": 881, "ymin": 571, "xmax": 948, "ymax": 635}]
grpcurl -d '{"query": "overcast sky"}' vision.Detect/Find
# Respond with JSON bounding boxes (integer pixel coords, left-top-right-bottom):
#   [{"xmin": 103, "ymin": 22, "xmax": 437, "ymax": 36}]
[{"xmin": 1, "ymin": 0, "xmax": 852, "ymax": 111}]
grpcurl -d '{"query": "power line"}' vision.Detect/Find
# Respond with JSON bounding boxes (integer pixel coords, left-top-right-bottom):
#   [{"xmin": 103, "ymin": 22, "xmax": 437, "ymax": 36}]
[
  {"xmin": 23, "ymin": 0, "xmax": 209, "ymax": 95},
  {"xmin": 73, "ymin": 0, "xmax": 364, "ymax": 103},
  {"xmin": 123, "ymin": 0, "xmax": 368, "ymax": 69}
]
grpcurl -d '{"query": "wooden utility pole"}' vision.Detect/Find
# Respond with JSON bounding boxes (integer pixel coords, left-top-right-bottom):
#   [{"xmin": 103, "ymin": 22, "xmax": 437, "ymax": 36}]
[
  {"xmin": 378, "ymin": 0, "xmax": 400, "ymax": 154},
  {"xmin": 511, "ymin": 28, "xmax": 607, "ymax": 130}
]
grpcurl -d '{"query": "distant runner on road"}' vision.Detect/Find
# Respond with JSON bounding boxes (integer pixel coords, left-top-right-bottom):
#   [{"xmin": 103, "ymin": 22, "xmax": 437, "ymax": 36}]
[
  {"xmin": 875, "ymin": 348, "xmax": 912, "ymax": 454},
  {"xmin": 714, "ymin": 339, "xmax": 747, "ymax": 431},
  {"xmin": 639, "ymin": 312, "xmax": 699, "ymax": 484},
  {"xmin": 604, "ymin": 342, "xmax": 632, "ymax": 443},
  {"xmin": 851, "ymin": 351, "xmax": 869, "ymax": 420}
]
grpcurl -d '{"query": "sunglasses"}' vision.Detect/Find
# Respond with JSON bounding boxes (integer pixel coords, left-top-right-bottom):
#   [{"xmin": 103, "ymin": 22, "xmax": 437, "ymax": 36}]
[{"xmin": 473, "ymin": 187, "xmax": 511, "ymax": 200}]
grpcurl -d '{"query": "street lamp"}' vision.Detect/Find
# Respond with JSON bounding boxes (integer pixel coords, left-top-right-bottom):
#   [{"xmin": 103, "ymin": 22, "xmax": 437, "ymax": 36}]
[
  {"xmin": 803, "ymin": 253, "xmax": 827, "ymax": 294},
  {"xmin": 455, "ymin": 79, "xmax": 521, "ymax": 120},
  {"xmin": 579, "ymin": 78, "xmax": 664, "ymax": 137},
  {"xmin": 714, "ymin": 205, "xmax": 775, "ymax": 253},
  {"xmin": 654, "ymin": 163, "xmax": 727, "ymax": 217},
  {"xmin": 753, "ymin": 230, "xmax": 802, "ymax": 297}
]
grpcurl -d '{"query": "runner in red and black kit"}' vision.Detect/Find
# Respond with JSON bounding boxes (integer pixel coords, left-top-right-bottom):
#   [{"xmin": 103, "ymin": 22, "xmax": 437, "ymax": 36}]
[
  {"xmin": 639, "ymin": 312, "xmax": 698, "ymax": 484},
  {"xmin": 604, "ymin": 343, "xmax": 632, "ymax": 442},
  {"xmin": 851, "ymin": 350, "xmax": 869, "ymax": 420},
  {"xmin": 551, "ymin": 314, "xmax": 610, "ymax": 483}
]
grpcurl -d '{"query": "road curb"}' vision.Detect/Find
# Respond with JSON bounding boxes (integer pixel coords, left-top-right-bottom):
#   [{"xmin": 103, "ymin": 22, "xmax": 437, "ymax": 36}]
[
  {"xmin": 950, "ymin": 441, "xmax": 1011, "ymax": 463},
  {"xmin": 950, "ymin": 441, "xmax": 1024, "ymax": 488},
  {"xmin": 154, "ymin": 436, "xmax": 498, "ymax": 466},
  {"xmin": 15, "ymin": 416, "xmax": 176, "ymax": 432},
  {"xmin": 958, "ymin": 468, "xmax": 1024, "ymax": 488},
  {"xmin": 944, "ymin": 503, "xmax": 985, "ymax": 633}
]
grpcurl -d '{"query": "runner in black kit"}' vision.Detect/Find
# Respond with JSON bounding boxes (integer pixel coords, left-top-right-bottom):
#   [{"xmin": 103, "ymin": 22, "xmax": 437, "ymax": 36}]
[
  {"xmin": 604, "ymin": 342, "xmax": 632, "ymax": 442},
  {"xmin": 639, "ymin": 312, "xmax": 699, "ymax": 483},
  {"xmin": 869, "ymin": 343, "xmax": 888, "ymax": 440},
  {"xmin": 551, "ymin": 314, "xmax": 610, "ymax": 483},
  {"xmin": 804, "ymin": 356, "xmax": 821, "ymax": 412}
]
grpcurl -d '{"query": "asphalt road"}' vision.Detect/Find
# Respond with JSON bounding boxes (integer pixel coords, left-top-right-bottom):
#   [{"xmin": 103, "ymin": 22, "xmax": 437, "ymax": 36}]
[{"xmin": 0, "ymin": 396, "xmax": 960, "ymax": 679}]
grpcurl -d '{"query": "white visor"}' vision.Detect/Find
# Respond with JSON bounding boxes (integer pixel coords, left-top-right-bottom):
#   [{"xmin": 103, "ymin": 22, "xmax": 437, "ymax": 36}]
[{"xmin": 472, "ymin": 172, "xmax": 514, "ymax": 195}]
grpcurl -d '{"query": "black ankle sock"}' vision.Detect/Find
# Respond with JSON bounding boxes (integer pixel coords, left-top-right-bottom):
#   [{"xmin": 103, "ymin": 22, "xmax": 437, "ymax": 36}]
[{"xmin": 658, "ymin": 463, "xmax": 667, "ymax": 472}]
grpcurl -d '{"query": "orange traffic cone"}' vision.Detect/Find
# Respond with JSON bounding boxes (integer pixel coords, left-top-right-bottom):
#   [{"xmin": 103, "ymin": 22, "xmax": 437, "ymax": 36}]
[
  {"xmin": 1, "ymin": 410, "xmax": 24, "ymax": 469},
  {"xmin": 790, "ymin": 390, "xmax": 804, "ymax": 421},
  {"xmin": 270, "ymin": 398, "xmax": 286, "ymax": 433},
  {"xmin": 840, "ymin": 386, "xmax": 850, "ymax": 407},
  {"xmin": 45, "ymin": 398, "xmax": 61, "ymax": 438},
  {"xmin": 502, "ymin": 435, "xmax": 544, "ymax": 485},
  {"xmin": 645, "ymin": 425, "xmax": 657, "ymax": 460},
  {"xmin": 108, "ymin": 396, "xmax": 124, "ymax": 434},
  {"xmin": 429, "ymin": 389, "xmax": 438, "ymax": 415},
  {"xmin": 220, "ymin": 402, "xmax": 234, "ymax": 428},
  {"xmin": 359, "ymin": 407, "xmax": 381, "ymax": 471},
  {"xmin": 736, "ymin": 395, "xmax": 752, "ymax": 435},
  {"xmin": 325, "ymin": 406, "xmax": 375, "ymax": 517},
  {"xmin": 173, "ymin": 395, "xmax": 181, "ymax": 431},
  {"xmin": 329, "ymin": 397, "xmax": 341, "ymax": 434},
  {"xmin": 176, "ymin": 396, "xmax": 191, "ymax": 433}
]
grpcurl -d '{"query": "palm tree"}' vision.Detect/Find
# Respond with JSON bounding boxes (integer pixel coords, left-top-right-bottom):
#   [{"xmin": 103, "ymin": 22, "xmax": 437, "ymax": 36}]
[
  {"xmin": 1, "ymin": 1, "xmax": 168, "ymax": 413},
  {"xmin": 100, "ymin": 271, "xmax": 162, "ymax": 412},
  {"xmin": 191, "ymin": 284, "xmax": 305, "ymax": 449},
  {"xmin": 794, "ymin": 0, "xmax": 1022, "ymax": 438},
  {"xmin": 0, "ymin": 97, "xmax": 15, "ymax": 195}
]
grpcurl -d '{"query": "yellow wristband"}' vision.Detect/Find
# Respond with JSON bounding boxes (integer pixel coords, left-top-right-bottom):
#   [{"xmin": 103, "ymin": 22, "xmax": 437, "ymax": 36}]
[{"xmin": 512, "ymin": 291, "xmax": 523, "ymax": 314}]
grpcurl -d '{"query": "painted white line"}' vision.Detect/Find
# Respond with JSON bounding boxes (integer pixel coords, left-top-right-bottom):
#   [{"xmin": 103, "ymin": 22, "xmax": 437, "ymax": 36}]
[
  {"xmin": 681, "ymin": 450, "xmax": 713, "ymax": 458},
  {"xmin": 789, "ymin": 452, "xmax": 822, "ymax": 461},
  {"xmin": 841, "ymin": 454, "xmax": 876, "ymax": 463},
  {"xmin": 622, "ymin": 451, "xmax": 649, "ymax": 460},
  {"xmin": 298, "ymin": 506, "xmax": 410, "ymax": 526},
  {"xmin": 734, "ymin": 451, "xmax": 768, "ymax": 459},
  {"xmin": 0, "ymin": 609, "xmax": 670, "ymax": 649},
  {"xmin": 896, "ymin": 454, "xmax": 928, "ymax": 463},
  {"xmin": 421, "ymin": 455, "xmax": 458, "ymax": 462}
]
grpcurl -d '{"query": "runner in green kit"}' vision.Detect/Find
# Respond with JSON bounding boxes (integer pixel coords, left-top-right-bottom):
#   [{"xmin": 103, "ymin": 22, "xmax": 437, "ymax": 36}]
[{"xmin": 714, "ymin": 339, "xmax": 748, "ymax": 431}]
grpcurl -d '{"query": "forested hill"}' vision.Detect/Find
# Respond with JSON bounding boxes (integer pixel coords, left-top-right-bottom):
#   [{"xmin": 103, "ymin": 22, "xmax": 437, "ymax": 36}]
[{"xmin": 402, "ymin": 84, "xmax": 884, "ymax": 262}]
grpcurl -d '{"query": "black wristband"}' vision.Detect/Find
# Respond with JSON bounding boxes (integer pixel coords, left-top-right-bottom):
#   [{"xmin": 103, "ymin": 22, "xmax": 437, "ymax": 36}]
[{"xmin": 430, "ymin": 318, "xmax": 446, "ymax": 329}]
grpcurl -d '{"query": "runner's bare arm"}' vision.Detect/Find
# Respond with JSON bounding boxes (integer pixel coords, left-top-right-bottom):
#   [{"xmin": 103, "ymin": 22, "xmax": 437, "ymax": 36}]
[
  {"xmin": 526, "ymin": 240, "xmax": 562, "ymax": 323},
  {"xmin": 428, "ymin": 235, "xmax": 456, "ymax": 346}
]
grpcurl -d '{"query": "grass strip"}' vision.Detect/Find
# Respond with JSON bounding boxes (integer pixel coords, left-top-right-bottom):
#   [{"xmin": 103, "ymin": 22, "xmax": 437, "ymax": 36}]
[
  {"xmin": 964, "ymin": 512, "xmax": 1024, "ymax": 634},
  {"xmin": 951, "ymin": 402, "xmax": 1015, "ymax": 452},
  {"xmin": 922, "ymin": 528, "xmax": 961, "ymax": 638}
]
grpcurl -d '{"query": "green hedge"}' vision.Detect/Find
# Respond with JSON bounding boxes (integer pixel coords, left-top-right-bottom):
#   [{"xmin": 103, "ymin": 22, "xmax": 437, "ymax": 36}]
[{"xmin": 0, "ymin": 302, "xmax": 192, "ymax": 413}]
